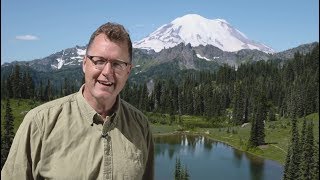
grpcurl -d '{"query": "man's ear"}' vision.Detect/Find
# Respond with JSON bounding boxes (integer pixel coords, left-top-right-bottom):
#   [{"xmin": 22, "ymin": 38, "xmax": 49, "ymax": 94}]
[{"xmin": 127, "ymin": 64, "xmax": 133, "ymax": 75}]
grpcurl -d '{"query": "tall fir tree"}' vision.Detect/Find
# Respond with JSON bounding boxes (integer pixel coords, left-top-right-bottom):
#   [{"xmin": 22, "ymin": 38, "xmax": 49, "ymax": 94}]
[
  {"xmin": 248, "ymin": 87, "xmax": 267, "ymax": 147},
  {"xmin": 5, "ymin": 76, "xmax": 13, "ymax": 98},
  {"xmin": 283, "ymin": 146, "xmax": 292, "ymax": 180},
  {"xmin": 1, "ymin": 99, "xmax": 15, "ymax": 169},
  {"xmin": 299, "ymin": 118, "xmax": 308, "ymax": 180},
  {"xmin": 11, "ymin": 64, "xmax": 22, "ymax": 98},
  {"xmin": 232, "ymin": 81, "xmax": 245, "ymax": 125},
  {"xmin": 300, "ymin": 122, "xmax": 316, "ymax": 180},
  {"xmin": 283, "ymin": 117, "xmax": 301, "ymax": 180},
  {"xmin": 44, "ymin": 79, "xmax": 53, "ymax": 101},
  {"xmin": 312, "ymin": 141, "xmax": 319, "ymax": 180}
]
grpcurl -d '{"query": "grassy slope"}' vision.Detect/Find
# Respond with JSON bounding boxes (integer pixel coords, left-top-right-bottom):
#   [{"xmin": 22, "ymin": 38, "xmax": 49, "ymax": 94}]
[
  {"xmin": 208, "ymin": 114, "xmax": 319, "ymax": 165},
  {"xmin": 1, "ymin": 99, "xmax": 42, "ymax": 133},
  {"xmin": 1, "ymin": 99, "xmax": 319, "ymax": 165}
]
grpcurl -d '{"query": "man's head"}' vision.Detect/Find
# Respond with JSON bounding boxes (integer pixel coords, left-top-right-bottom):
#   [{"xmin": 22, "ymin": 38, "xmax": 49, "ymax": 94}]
[
  {"xmin": 87, "ymin": 22, "xmax": 132, "ymax": 62},
  {"xmin": 82, "ymin": 22, "xmax": 133, "ymax": 105}
]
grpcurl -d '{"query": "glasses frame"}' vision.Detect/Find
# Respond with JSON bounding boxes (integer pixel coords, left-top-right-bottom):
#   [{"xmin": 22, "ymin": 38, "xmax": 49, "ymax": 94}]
[{"xmin": 86, "ymin": 54, "xmax": 131, "ymax": 71}]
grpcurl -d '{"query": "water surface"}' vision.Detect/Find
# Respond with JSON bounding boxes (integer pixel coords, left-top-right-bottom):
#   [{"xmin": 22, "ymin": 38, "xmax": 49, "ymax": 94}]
[{"xmin": 155, "ymin": 134, "xmax": 284, "ymax": 180}]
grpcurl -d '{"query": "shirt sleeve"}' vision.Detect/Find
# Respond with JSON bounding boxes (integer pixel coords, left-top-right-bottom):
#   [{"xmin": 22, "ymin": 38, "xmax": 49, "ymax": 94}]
[
  {"xmin": 142, "ymin": 122, "xmax": 155, "ymax": 180},
  {"xmin": 1, "ymin": 110, "xmax": 43, "ymax": 180}
]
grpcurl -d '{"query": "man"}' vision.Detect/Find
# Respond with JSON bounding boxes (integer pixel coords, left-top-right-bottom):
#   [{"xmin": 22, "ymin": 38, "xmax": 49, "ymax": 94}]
[{"xmin": 1, "ymin": 22, "xmax": 154, "ymax": 180}]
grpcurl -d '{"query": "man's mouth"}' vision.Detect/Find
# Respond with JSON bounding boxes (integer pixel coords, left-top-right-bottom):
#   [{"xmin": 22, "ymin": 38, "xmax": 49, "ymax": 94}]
[{"xmin": 97, "ymin": 80, "xmax": 114, "ymax": 86}]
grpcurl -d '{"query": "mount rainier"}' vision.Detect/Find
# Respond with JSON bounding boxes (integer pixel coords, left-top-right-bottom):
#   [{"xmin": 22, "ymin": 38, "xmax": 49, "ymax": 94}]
[{"xmin": 133, "ymin": 14, "xmax": 275, "ymax": 53}]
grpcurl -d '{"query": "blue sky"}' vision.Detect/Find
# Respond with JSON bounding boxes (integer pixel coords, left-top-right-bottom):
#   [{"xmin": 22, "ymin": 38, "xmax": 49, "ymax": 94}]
[{"xmin": 1, "ymin": 0, "xmax": 319, "ymax": 63}]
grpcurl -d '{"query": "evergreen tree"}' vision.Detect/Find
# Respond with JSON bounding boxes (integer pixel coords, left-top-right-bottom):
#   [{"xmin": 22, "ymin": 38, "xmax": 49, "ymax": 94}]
[
  {"xmin": 232, "ymin": 81, "xmax": 245, "ymax": 125},
  {"xmin": 154, "ymin": 80, "xmax": 162, "ymax": 111},
  {"xmin": 300, "ymin": 122, "xmax": 315, "ymax": 180},
  {"xmin": 11, "ymin": 64, "xmax": 22, "ymax": 98},
  {"xmin": 299, "ymin": 118, "xmax": 308, "ymax": 180},
  {"xmin": 44, "ymin": 79, "xmax": 53, "ymax": 101},
  {"xmin": 1, "ymin": 78, "xmax": 7, "ymax": 99},
  {"xmin": 312, "ymin": 141, "xmax": 319, "ymax": 180},
  {"xmin": 248, "ymin": 87, "xmax": 266, "ymax": 147},
  {"xmin": 5, "ymin": 76, "xmax": 13, "ymax": 98},
  {"xmin": 203, "ymin": 83, "xmax": 214, "ymax": 117},
  {"xmin": 63, "ymin": 77, "xmax": 71, "ymax": 96},
  {"xmin": 283, "ymin": 117, "xmax": 301, "ymax": 180},
  {"xmin": 39, "ymin": 80, "xmax": 44, "ymax": 101},
  {"xmin": 21, "ymin": 71, "xmax": 28, "ymax": 98},
  {"xmin": 1, "ymin": 99, "xmax": 15, "ymax": 169},
  {"xmin": 283, "ymin": 146, "xmax": 292, "ymax": 180},
  {"xmin": 139, "ymin": 83, "xmax": 149, "ymax": 111}
]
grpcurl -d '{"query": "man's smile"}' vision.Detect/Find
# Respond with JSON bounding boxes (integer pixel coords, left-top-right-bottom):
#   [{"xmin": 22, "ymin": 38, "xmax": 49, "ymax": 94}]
[{"xmin": 97, "ymin": 80, "xmax": 114, "ymax": 86}]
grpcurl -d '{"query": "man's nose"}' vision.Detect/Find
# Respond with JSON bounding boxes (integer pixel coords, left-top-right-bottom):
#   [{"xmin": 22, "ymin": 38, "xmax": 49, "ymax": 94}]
[{"xmin": 101, "ymin": 62, "xmax": 114, "ymax": 75}]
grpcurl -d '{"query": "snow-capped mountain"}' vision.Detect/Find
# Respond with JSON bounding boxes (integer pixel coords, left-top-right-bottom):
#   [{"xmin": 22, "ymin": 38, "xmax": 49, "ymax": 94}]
[
  {"xmin": 50, "ymin": 46, "xmax": 86, "ymax": 70},
  {"xmin": 133, "ymin": 14, "xmax": 275, "ymax": 53}
]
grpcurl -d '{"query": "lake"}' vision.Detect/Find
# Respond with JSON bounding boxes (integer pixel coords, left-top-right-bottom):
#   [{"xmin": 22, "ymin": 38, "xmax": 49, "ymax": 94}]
[{"xmin": 154, "ymin": 134, "xmax": 284, "ymax": 180}]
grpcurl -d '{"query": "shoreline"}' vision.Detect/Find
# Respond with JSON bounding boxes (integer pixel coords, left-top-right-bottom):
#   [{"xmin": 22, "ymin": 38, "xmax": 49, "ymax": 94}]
[{"xmin": 153, "ymin": 130, "xmax": 285, "ymax": 166}]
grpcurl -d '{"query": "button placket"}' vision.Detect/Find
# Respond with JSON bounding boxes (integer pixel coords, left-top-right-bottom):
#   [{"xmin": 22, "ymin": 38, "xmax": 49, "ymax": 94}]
[
  {"xmin": 103, "ymin": 134, "xmax": 112, "ymax": 180},
  {"xmin": 102, "ymin": 116, "xmax": 113, "ymax": 180}
]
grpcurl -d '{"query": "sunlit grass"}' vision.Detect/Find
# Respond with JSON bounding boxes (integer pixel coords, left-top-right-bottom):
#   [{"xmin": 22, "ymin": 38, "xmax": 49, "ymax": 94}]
[{"xmin": 1, "ymin": 99, "xmax": 42, "ymax": 133}]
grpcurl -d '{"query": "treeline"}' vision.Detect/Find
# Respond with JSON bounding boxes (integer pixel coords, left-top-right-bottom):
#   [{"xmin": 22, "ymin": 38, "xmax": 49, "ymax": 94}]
[
  {"xmin": 2, "ymin": 45, "xmax": 319, "ymax": 122},
  {"xmin": 2, "ymin": 65, "xmax": 35, "ymax": 99},
  {"xmin": 2, "ymin": 44, "xmax": 319, "ymax": 124},
  {"xmin": 122, "ymin": 44, "xmax": 319, "ymax": 124},
  {"xmin": 1, "ymin": 65, "xmax": 82, "ymax": 102},
  {"xmin": 2, "ymin": 45, "xmax": 318, "ymax": 124}
]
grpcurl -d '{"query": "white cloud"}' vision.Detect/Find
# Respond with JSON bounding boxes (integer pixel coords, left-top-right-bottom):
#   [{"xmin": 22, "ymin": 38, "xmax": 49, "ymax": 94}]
[{"xmin": 15, "ymin": 35, "xmax": 39, "ymax": 41}]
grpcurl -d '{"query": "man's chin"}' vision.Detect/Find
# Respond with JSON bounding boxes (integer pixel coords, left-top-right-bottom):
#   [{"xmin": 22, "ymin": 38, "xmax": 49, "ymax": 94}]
[
  {"xmin": 95, "ymin": 91, "xmax": 113, "ymax": 98},
  {"xmin": 94, "ymin": 89, "xmax": 118, "ymax": 99}
]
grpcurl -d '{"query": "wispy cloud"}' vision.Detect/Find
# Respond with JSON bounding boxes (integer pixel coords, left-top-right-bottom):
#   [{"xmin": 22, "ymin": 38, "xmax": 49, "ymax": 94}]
[{"xmin": 15, "ymin": 35, "xmax": 39, "ymax": 41}]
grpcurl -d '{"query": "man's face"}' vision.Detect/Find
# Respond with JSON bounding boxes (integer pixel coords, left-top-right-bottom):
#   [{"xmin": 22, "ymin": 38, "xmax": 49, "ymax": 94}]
[{"xmin": 82, "ymin": 34, "xmax": 131, "ymax": 102}]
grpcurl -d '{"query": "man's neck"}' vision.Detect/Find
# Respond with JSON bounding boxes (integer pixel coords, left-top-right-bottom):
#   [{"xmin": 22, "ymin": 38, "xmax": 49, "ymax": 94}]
[
  {"xmin": 92, "ymin": 97, "xmax": 116, "ymax": 118},
  {"xmin": 82, "ymin": 88, "xmax": 117, "ymax": 119}
]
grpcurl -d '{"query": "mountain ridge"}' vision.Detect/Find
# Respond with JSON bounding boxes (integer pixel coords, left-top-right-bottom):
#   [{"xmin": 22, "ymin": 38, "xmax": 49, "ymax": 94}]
[
  {"xmin": 1, "ymin": 42, "xmax": 318, "ymax": 97},
  {"xmin": 1, "ymin": 42, "xmax": 318, "ymax": 72}
]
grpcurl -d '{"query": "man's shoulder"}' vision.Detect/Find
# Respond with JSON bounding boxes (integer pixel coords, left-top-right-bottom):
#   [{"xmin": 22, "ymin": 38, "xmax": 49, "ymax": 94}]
[
  {"xmin": 18, "ymin": 93, "xmax": 79, "ymax": 133},
  {"xmin": 29, "ymin": 93, "xmax": 78, "ymax": 116},
  {"xmin": 120, "ymin": 99, "xmax": 149, "ymax": 125},
  {"xmin": 120, "ymin": 99, "xmax": 145, "ymax": 115}
]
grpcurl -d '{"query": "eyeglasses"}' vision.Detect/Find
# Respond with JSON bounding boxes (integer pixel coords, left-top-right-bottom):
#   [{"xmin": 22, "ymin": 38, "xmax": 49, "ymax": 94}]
[{"xmin": 86, "ymin": 55, "xmax": 131, "ymax": 71}]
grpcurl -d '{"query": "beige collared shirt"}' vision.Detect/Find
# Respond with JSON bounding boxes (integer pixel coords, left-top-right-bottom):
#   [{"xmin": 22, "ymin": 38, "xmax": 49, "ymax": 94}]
[{"xmin": 1, "ymin": 85, "xmax": 154, "ymax": 180}]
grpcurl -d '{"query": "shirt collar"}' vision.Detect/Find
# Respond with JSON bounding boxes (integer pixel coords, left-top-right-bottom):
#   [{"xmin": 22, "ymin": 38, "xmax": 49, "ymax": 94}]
[{"xmin": 76, "ymin": 84, "xmax": 121, "ymax": 126}]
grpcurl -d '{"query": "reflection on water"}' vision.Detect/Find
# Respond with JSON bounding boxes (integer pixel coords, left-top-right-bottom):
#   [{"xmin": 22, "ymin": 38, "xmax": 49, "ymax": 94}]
[{"xmin": 155, "ymin": 134, "xmax": 284, "ymax": 180}]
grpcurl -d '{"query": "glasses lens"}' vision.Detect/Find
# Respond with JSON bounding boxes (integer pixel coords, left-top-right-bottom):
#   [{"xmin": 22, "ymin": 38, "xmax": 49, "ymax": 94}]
[
  {"xmin": 89, "ymin": 57, "xmax": 105, "ymax": 70},
  {"xmin": 112, "ymin": 61, "xmax": 126, "ymax": 70},
  {"xmin": 88, "ymin": 55, "xmax": 128, "ymax": 71}
]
